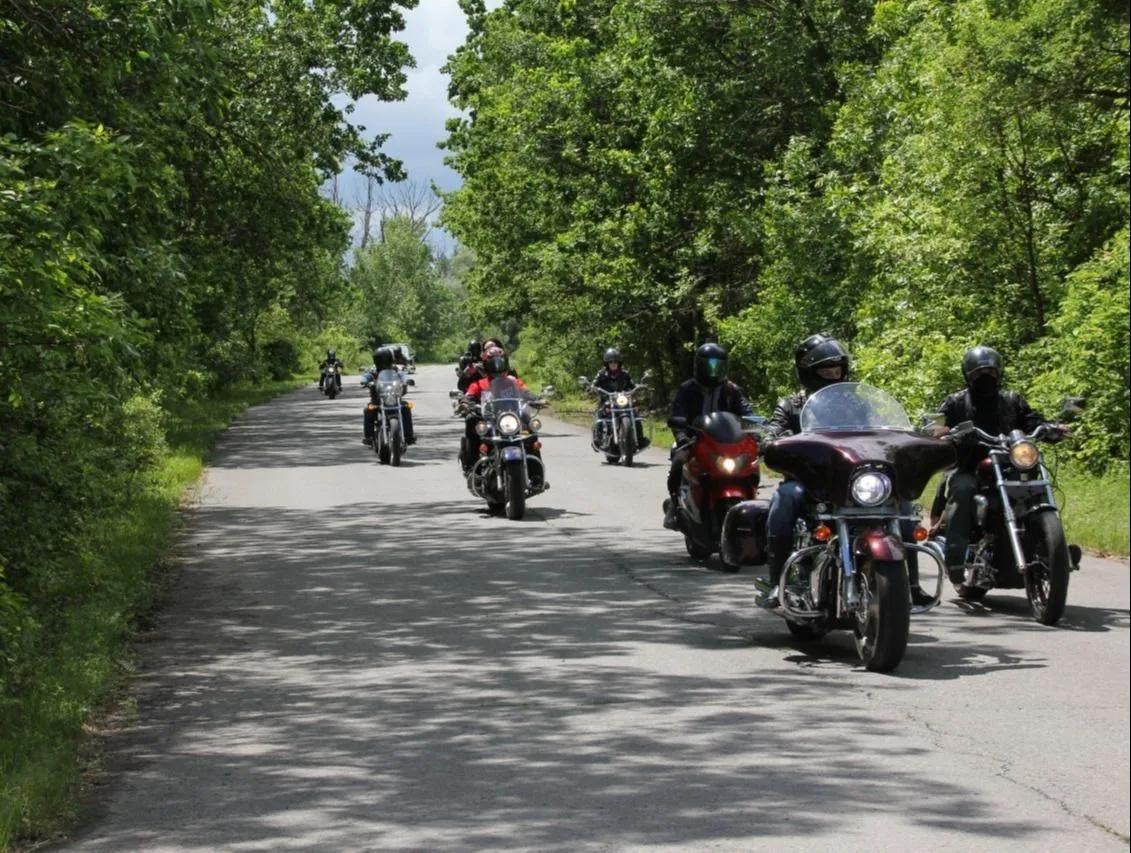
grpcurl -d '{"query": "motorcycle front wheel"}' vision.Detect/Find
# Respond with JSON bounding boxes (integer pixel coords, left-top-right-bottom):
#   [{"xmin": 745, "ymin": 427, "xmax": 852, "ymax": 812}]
[
  {"xmin": 854, "ymin": 559, "xmax": 911, "ymax": 672},
  {"xmin": 1024, "ymin": 511, "xmax": 1070, "ymax": 626},
  {"xmin": 620, "ymin": 416, "xmax": 636, "ymax": 466},
  {"xmin": 390, "ymin": 420, "xmax": 403, "ymax": 467},
  {"xmin": 505, "ymin": 459, "xmax": 526, "ymax": 520}
]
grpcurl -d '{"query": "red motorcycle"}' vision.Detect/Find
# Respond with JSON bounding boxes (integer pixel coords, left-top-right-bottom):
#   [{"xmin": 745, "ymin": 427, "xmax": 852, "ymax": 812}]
[{"xmin": 663, "ymin": 412, "xmax": 769, "ymax": 572}]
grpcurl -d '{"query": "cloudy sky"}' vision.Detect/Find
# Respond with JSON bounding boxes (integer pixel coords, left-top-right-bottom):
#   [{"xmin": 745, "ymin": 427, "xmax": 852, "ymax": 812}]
[{"xmin": 334, "ymin": 0, "xmax": 481, "ymax": 245}]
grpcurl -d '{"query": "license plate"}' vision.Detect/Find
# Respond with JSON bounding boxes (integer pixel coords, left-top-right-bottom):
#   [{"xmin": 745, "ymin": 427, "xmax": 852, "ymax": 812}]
[{"xmin": 503, "ymin": 447, "xmax": 523, "ymax": 462}]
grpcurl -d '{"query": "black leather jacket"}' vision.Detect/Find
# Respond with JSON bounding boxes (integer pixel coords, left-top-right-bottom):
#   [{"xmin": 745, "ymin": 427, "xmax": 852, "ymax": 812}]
[
  {"xmin": 763, "ymin": 391, "xmax": 808, "ymax": 442},
  {"xmin": 593, "ymin": 368, "xmax": 636, "ymax": 394},
  {"xmin": 938, "ymin": 388, "xmax": 1051, "ymax": 470}
]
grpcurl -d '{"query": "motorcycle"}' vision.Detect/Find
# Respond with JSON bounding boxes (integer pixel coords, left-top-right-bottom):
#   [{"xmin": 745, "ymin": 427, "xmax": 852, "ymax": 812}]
[
  {"xmin": 321, "ymin": 363, "xmax": 342, "ymax": 398},
  {"xmin": 931, "ymin": 419, "xmax": 1082, "ymax": 626},
  {"xmin": 579, "ymin": 370, "xmax": 651, "ymax": 465},
  {"xmin": 366, "ymin": 369, "xmax": 415, "ymax": 466},
  {"xmin": 663, "ymin": 411, "xmax": 768, "ymax": 573},
  {"xmin": 452, "ymin": 377, "xmax": 552, "ymax": 520},
  {"xmin": 758, "ymin": 382, "xmax": 955, "ymax": 672}
]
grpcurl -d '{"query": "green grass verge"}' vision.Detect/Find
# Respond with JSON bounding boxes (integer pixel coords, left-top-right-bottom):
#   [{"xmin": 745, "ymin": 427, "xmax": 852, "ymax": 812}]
[{"xmin": 0, "ymin": 377, "xmax": 306, "ymax": 850}]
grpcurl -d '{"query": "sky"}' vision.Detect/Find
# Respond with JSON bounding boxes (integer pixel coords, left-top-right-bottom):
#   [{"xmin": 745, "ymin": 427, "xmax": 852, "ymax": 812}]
[{"xmin": 333, "ymin": 0, "xmax": 483, "ymax": 248}]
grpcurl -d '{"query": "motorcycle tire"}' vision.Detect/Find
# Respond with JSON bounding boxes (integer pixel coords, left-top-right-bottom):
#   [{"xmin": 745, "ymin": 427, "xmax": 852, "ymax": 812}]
[
  {"xmin": 620, "ymin": 417, "xmax": 636, "ymax": 466},
  {"xmin": 715, "ymin": 498, "xmax": 742, "ymax": 573},
  {"xmin": 378, "ymin": 434, "xmax": 390, "ymax": 465},
  {"xmin": 390, "ymin": 420, "xmax": 403, "ymax": 467},
  {"xmin": 505, "ymin": 459, "xmax": 526, "ymax": 521},
  {"xmin": 684, "ymin": 536, "xmax": 712, "ymax": 560},
  {"xmin": 1024, "ymin": 510, "xmax": 1070, "ymax": 626},
  {"xmin": 854, "ymin": 559, "xmax": 911, "ymax": 673},
  {"xmin": 326, "ymin": 383, "xmax": 338, "ymax": 399}
]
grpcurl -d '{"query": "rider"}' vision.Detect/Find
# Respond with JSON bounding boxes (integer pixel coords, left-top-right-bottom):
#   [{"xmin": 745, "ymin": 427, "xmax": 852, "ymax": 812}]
[
  {"xmin": 929, "ymin": 345, "xmax": 1065, "ymax": 583},
  {"xmin": 592, "ymin": 347, "xmax": 650, "ymax": 450},
  {"xmin": 761, "ymin": 334, "xmax": 933, "ymax": 607},
  {"xmin": 459, "ymin": 346, "xmax": 531, "ymax": 472},
  {"xmin": 318, "ymin": 348, "xmax": 343, "ymax": 390},
  {"xmin": 362, "ymin": 346, "xmax": 415, "ymax": 447},
  {"xmin": 457, "ymin": 339, "xmax": 484, "ymax": 392},
  {"xmin": 663, "ymin": 343, "xmax": 755, "ymax": 529}
]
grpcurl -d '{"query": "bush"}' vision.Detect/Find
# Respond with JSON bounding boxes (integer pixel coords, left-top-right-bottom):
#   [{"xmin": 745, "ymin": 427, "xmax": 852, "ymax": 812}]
[{"xmin": 261, "ymin": 338, "xmax": 301, "ymax": 381}]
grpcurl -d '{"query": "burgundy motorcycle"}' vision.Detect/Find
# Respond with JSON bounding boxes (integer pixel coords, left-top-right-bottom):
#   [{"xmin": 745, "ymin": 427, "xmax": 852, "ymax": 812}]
[{"xmin": 758, "ymin": 383, "xmax": 955, "ymax": 672}]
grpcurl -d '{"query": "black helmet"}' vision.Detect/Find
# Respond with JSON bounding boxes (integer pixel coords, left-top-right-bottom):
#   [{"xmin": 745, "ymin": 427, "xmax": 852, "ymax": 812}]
[
  {"xmin": 795, "ymin": 334, "xmax": 850, "ymax": 392},
  {"xmin": 603, "ymin": 347, "xmax": 622, "ymax": 367},
  {"xmin": 694, "ymin": 343, "xmax": 728, "ymax": 387},
  {"xmin": 373, "ymin": 347, "xmax": 394, "ymax": 371},
  {"xmin": 327, "ymin": 348, "xmax": 336, "ymax": 360},
  {"xmin": 482, "ymin": 346, "xmax": 508, "ymax": 377},
  {"xmin": 468, "ymin": 339, "xmax": 483, "ymax": 359},
  {"xmin": 961, "ymin": 345, "xmax": 1003, "ymax": 392}
]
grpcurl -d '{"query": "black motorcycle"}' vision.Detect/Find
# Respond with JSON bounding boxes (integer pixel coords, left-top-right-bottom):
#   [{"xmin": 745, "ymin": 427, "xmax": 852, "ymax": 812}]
[
  {"xmin": 579, "ymin": 370, "xmax": 651, "ymax": 465},
  {"xmin": 367, "ymin": 369, "xmax": 414, "ymax": 466},
  {"xmin": 321, "ymin": 363, "xmax": 342, "ymax": 398},
  {"xmin": 453, "ymin": 377, "xmax": 553, "ymax": 520},
  {"xmin": 930, "ymin": 421, "xmax": 1081, "ymax": 625}
]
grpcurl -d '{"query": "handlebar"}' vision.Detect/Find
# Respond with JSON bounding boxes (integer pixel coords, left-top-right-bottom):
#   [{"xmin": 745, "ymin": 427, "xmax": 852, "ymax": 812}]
[{"xmin": 949, "ymin": 421, "xmax": 1061, "ymax": 446}]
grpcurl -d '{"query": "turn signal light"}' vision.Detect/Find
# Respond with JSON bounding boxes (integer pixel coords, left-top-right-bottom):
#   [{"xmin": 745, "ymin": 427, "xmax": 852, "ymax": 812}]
[
  {"xmin": 479, "ymin": 444, "xmax": 489, "ymax": 455},
  {"xmin": 533, "ymin": 440, "xmax": 542, "ymax": 450},
  {"xmin": 406, "ymin": 401, "xmax": 415, "ymax": 409},
  {"xmin": 814, "ymin": 524, "xmax": 832, "ymax": 542},
  {"xmin": 366, "ymin": 403, "xmax": 377, "ymax": 411},
  {"xmin": 913, "ymin": 526, "xmax": 929, "ymax": 542}
]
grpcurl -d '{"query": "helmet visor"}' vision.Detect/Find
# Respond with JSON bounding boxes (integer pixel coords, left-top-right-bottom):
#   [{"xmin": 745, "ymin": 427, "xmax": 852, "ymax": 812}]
[{"xmin": 699, "ymin": 357, "xmax": 726, "ymax": 379}]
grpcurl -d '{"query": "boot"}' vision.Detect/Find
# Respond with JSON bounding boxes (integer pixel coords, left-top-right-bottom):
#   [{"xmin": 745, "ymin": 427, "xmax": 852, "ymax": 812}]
[
  {"xmin": 757, "ymin": 538, "xmax": 791, "ymax": 609},
  {"xmin": 662, "ymin": 495, "xmax": 679, "ymax": 530}
]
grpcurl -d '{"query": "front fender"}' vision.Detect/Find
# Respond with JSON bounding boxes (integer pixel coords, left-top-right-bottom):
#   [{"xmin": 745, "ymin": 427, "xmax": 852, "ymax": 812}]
[{"xmin": 856, "ymin": 531, "xmax": 905, "ymax": 563}]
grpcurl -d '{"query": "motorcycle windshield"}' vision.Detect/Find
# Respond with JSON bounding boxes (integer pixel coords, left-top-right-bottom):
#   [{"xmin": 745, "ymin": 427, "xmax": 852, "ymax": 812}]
[
  {"xmin": 482, "ymin": 376, "xmax": 528, "ymax": 416},
  {"xmin": 800, "ymin": 382, "xmax": 912, "ymax": 432}
]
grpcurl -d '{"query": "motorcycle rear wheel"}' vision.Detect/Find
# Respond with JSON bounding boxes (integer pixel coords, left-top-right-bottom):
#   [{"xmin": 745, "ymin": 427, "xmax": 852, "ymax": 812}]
[
  {"xmin": 684, "ymin": 535, "xmax": 712, "ymax": 560},
  {"xmin": 854, "ymin": 559, "xmax": 911, "ymax": 672},
  {"xmin": 1024, "ymin": 511, "xmax": 1070, "ymax": 626}
]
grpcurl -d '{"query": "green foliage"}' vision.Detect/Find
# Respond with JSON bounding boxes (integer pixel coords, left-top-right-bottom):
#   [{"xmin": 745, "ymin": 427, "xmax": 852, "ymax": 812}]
[{"xmin": 444, "ymin": 0, "xmax": 1129, "ymax": 465}]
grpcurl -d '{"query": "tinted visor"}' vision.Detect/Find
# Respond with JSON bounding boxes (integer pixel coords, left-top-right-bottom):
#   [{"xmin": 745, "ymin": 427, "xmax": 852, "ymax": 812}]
[
  {"xmin": 699, "ymin": 356, "xmax": 727, "ymax": 379},
  {"xmin": 799, "ymin": 340, "xmax": 848, "ymax": 369}
]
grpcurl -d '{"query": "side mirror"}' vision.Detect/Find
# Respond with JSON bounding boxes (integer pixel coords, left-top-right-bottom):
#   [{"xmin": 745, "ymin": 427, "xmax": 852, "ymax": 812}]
[
  {"xmin": 407, "ymin": 378, "xmax": 416, "ymax": 386},
  {"xmin": 449, "ymin": 389, "xmax": 461, "ymax": 399},
  {"xmin": 1060, "ymin": 396, "xmax": 1086, "ymax": 422},
  {"xmin": 919, "ymin": 412, "xmax": 945, "ymax": 430},
  {"xmin": 668, "ymin": 416, "xmax": 688, "ymax": 432},
  {"xmin": 541, "ymin": 385, "xmax": 555, "ymax": 397},
  {"xmin": 640, "ymin": 369, "xmax": 654, "ymax": 381},
  {"xmin": 577, "ymin": 376, "xmax": 590, "ymax": 388}
]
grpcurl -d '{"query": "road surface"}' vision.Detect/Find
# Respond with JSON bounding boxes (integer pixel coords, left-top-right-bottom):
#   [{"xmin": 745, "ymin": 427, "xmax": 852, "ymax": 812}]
[{"xmin": 63, "ymin": 365, "xmax": 1130, "ymax": 852}]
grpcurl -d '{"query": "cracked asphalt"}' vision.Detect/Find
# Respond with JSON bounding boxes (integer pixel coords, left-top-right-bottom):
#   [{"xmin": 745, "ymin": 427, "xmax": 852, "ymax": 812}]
[{"xmin": 61, "ymin": 365, "xmax": 1130, "ymax": 852}]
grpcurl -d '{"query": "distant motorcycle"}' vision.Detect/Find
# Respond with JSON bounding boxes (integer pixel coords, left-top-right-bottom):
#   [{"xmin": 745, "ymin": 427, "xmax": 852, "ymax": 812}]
[
  {"xmin": 366, "ymin": 369, "xmax": 414, "ymax": 466},
  {"xmin": 932, "ymin": 419, "xmax": 1081, "ymax": 625},
  {"xmin": 453, "ymin": 377, "xmax": 552, "ymax": 520},
  {"xmin": 579, "ymin": 370, "xmax": 651, "ymax": 465},
  {"xmin": 759, "ymin": 383, "xmax": 954, "ymax": 672},
  {"xmin": 663, "ymin": 411, "xmax": 768, "ymax": 572},
  {"xmin": 321, "ymin": 363, "xmax": 342, "ymax": 398}
]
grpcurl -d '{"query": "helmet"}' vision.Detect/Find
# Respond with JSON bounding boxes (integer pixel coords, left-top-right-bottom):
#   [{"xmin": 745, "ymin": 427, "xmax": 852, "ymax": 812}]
[
  {"xmin": 795, "ymin": 334, "xmax": 850, "ymax": 392},
  {"xmin": 694, "ymin": 343, "xmax": 728, "ymax": 387},
  {"xmin": 327, "ymin": 349, "xmax": 336, "ymax": 360},
  {"xmin": 603, "ymin": 347, "xmax": 622, "ymax": 367},
  {"xmin": 482, "ymin": 346, "xmax": 508, "ymax": 377},
  {"xmin": 468, "ymin": 339, "xmax": 482, "ymax": 359},
  {"xmin": 961, "ymin": 345, "xmax": 1003, "ymax": 392},
  {"xmin": 373, "ymin": 347, "xmax": 394, "ymax": 371}
]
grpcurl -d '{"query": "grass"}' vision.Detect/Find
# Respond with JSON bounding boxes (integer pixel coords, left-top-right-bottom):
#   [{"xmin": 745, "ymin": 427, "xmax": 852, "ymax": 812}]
[{"xmin": 0, "ymin": 377, "xmax": 306, "ymax": 851}]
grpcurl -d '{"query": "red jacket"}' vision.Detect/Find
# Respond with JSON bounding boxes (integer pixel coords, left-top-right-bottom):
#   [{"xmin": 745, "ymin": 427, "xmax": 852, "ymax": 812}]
[{"xmin": 466, "ymin": 375, "xmax": 528, "ymax": 400}]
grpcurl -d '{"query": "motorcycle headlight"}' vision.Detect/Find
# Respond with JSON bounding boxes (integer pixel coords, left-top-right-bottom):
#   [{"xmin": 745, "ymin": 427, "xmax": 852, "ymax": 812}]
[
  {"xmin": 614, "ymin": 394, "xmax": 630, "ymax": 407},
  {"xmin": 715, "ymin": 456, "xmax": 738, "ymax": 474},
  {"xmin": 1009, "ymin": 440, "xmax": 1040, "ymax": 470},
  {"xmin": 529, "ymin": 417, "xmax": 543, "ymax": 432},
  {"xmin": 498, "ymin": 413, "xmax": 522, "ymax": 436},
  {"xmin": 475, "ymin": 422, "xmax": 489, "ymax": 436},
  {"xmin": 850, "ymin": 471, "xmax": 892, "ymax": 507}
]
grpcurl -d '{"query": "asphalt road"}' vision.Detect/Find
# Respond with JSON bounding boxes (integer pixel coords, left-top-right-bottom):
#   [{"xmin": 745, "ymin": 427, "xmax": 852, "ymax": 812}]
[{"xmin": 63, "ymin": 365, "xmax": 1130, "ymax": 852}]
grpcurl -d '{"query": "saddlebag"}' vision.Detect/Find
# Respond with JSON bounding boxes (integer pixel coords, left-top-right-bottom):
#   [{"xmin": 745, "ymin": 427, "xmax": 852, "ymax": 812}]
[{"xmin": 720, "ymin": 499, "xmax": 770, "ymax": 566}]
